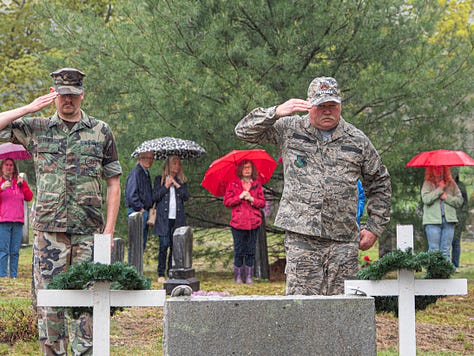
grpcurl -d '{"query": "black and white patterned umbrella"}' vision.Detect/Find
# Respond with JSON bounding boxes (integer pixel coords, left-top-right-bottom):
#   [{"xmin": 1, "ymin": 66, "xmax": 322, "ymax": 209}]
[{"xmin": 131, "ymin": 137, "xmax": 206, "ymax": 160}]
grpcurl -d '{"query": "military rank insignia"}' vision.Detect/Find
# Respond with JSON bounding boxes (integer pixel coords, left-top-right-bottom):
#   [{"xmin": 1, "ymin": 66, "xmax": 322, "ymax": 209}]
[{"xmin": 295, "ymin": 155, "xmax": 307, "ymax": 168}]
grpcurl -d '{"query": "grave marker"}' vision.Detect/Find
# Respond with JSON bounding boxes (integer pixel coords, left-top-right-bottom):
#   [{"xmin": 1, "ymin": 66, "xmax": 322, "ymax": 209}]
[
  {"xmin": 128, "ymin": 211, "xmax": 144, "ymax": 273},
  {"xmin": 163, "ymin": 226, "xmax": 200, "ymax": 294},
  {"xmin": 164, "ymin": 295, "xmax": 377, "ymax": 355}
]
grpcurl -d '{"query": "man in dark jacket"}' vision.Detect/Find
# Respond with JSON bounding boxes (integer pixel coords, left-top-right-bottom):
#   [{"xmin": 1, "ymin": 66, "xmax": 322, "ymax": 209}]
[{"xmin": 125, "ymin": 151, "xmax": 154, "ymax": 252}]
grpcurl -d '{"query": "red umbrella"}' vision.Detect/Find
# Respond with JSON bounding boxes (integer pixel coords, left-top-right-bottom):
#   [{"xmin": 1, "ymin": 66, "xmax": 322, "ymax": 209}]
[
  {"xmin": 201, "ymin": 149, "xmax": 277, "ymax": 196},
  {"xmin": 405, "ymin": 149, "xmax": 474, "ymax": 168},
  {"xmin": 0, "ymin": 143, "xmax": 31, "ymax": 160}
]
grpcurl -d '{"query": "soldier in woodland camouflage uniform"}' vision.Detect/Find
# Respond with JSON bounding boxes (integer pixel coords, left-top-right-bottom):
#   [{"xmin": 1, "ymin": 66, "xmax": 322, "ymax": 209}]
[
  {"xmin": 235, "ymin": 77, "xmax": 391, "ymax": 296},
  {"xmin": 0, "ymin": 68, "xmax": 122, "ymax": 355}
]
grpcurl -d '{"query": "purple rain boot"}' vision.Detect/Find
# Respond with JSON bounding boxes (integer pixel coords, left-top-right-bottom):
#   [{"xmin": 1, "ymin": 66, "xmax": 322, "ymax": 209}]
[
  {"xmin": 244, "ymin": 266, "xmax": 254, "ymax": 284},
  {"xmin": 234, "ymin": 266, "xmax": 243, "ymax": 284}
]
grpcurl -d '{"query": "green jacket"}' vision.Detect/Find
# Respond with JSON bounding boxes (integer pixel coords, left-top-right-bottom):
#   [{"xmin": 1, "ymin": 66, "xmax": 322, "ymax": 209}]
[
  {"xmin": 421, "ymin": 181, "xmax": 463, "ymax": 225},
  {"xmin": 2, "ymin": 111, "xmax": 122, "ymax": 234}
]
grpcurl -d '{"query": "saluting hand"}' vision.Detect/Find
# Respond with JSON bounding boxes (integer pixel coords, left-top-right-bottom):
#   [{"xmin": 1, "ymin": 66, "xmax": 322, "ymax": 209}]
[
  {"xmin": 27, "ymin": 92, "xmax": 58, "ymax": 113},
  {"xmin": 275, "ymin": 99, "xmax": 313, "ymax": 118}
]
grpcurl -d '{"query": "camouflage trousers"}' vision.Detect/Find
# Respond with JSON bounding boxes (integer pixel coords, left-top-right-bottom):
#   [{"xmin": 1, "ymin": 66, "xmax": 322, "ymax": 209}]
[
  {"xmin": 284, "ymin": 231, "xmax": 358, "ymax": 296},
  {"xmin": 33, "ymin": 231, "xmax": 94, "ymax": 356}
]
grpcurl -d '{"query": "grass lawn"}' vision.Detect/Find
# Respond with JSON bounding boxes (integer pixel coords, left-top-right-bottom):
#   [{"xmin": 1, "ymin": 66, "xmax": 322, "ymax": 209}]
[{"xmin": 1, "ymin": 230, "xmax": 473, "ymax": 355}]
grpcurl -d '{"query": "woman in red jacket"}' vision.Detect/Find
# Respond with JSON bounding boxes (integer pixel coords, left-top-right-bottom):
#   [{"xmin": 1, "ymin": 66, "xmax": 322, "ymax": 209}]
[
  {"xmin": 0, "ymin": 158, "xmax": 33, "ymax": 278},
  {"xmin": 224, "ymin": 160, "xmax": 266, "ymax": 284}
]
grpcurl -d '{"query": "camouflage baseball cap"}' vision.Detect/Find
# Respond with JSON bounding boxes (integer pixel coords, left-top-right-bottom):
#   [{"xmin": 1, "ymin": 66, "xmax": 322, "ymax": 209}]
[
  {"xmin": 307, "ymin": 77, "xmax": 341, "ymax": 106},
  {"xmin": 50, "ymin": 68, "xmax": 85, "ymax": 95}
]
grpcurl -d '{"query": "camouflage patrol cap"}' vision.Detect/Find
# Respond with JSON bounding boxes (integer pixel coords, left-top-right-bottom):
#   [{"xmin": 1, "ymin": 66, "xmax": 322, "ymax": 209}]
[
  {"xmin": 50, "ymin": 68, "xmax": 85, "ymax": 95},
  {"xmin": 307, "ymin": 77, "xmax": 341, "ymax": 106}
]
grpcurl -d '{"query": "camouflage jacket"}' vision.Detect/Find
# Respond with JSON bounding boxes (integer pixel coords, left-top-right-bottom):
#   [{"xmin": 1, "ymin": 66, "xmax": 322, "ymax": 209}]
[
  {"xmin": 1, "ymin": 111, "xmax": 122, "ymax": 234},
  {"xmin": 235, "ymin": 106, "xmax": 391, "ymax": 242}
]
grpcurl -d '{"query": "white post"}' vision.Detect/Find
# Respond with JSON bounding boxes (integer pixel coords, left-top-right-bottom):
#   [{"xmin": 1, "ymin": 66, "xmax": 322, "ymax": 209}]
[
  {"xmin": 94, "ymin": 235, "xmax": 112, "ymax": 355},
  {"xmin": 396, "ymin": 225, "xmax": 416, "ymax": 355}
]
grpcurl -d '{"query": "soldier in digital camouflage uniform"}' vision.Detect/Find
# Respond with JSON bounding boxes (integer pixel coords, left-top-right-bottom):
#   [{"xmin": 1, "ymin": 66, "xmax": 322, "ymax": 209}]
[
  {"xmin": 0, "ymin": 68, "xmax": 122, "ymax": 355},
  {"xmin": 235, "ymin": 77, "xmax": 391, "ymax": 296}
]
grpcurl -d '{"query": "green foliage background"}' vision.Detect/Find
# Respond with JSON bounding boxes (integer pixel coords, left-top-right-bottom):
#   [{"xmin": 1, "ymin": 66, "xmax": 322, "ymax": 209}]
[{"xmin": 1, "ymin": 0, "xmax": 473, "ymax": 243}]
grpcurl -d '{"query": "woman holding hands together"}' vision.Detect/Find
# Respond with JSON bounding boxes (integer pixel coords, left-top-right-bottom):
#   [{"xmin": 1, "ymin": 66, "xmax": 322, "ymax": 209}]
[
  {"xmin": 224, "ymin": 160, "xmax": 266, "ymax": 284},
  {"xmin": 153, "ymin": 156, "xmax": 189, "ymax": 283},
  {"xmin": 422, "ymin": 166, "xmax": 463, "ymax": 260}
]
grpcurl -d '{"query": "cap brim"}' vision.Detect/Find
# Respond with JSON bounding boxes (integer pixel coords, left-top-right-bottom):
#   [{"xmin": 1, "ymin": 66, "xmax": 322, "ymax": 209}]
[
  {"xmin": 55, "ymin": 85, "xmax": 83, "ymax": 95},
  {"xmin": 310, "ymin": 96, "xmax": 341, "ymax": 106}
]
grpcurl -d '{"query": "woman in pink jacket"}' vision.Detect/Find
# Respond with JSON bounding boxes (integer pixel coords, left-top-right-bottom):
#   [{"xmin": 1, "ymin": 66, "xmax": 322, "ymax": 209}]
[
  {"xmin": 0, "ymin": 158, "xmax": 33, "ymax": 278},
  {"xmin": 223, "ymin": 160, "xmax": 266, "ymax": 284}
]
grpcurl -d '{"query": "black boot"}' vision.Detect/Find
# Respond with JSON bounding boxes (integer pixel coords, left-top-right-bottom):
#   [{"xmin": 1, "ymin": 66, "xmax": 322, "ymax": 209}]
[
  {"xmin": 234, "ymin": 266, "xmax": 243, "ymax": 284},
  {"xmin": 244, "ymin": 266, "xmax": 254, "ymax": 284}
]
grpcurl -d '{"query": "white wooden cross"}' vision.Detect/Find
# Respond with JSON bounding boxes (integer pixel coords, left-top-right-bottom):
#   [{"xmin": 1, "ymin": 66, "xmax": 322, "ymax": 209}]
[
  {"xmin": 37, "ymin": 234, "xmax": 166, "ymax": 356},
  {"xmin": 345, "ymin": 225, "xmax": 467, "ymax": 356}
]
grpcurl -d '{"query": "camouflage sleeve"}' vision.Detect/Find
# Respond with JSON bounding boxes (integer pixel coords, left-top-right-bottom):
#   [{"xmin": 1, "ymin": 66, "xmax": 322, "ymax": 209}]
[
  {"xmin": 102, "ymin": 124, "xmax": 122, "ymax": 178},
  {"xmin": 361, "ymin": 141, "xmax": 392, "ymax": 238},
  {"xmin": 235, "ymin": 106, "xmax": 280, "ymax": 145},
  {"xmin": 0, "ymin": 117, "xmax": 33, "ymax": 146},
  {"xmin": 103, "ymin": 161, "xmax": 122, "ymax": 179},
  {"xmin": 0, "ymin": 126, "xmax": 12, "ymax": 142}
]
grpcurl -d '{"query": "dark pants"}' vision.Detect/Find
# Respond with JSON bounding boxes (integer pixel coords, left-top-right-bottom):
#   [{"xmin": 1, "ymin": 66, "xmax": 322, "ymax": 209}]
[
  {"xmin": 158, "ymin": 219, "xmax": 175, "ymax": 277},
  {"xmin": 451, "ymin": 233, "xmax": 461, "ymax": 268},
  {"xmin": 231, "ymin": 226, "xmax": 259, "ymax": 267}
]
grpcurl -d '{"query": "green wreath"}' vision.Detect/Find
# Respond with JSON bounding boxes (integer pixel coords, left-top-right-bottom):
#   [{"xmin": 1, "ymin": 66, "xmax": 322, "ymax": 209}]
[
  {"xmin": 357, "ymin": 248, "xmax": 455, "ymax": 316},
  {"xmin": 47, "ymin": 261, "xmax": 151, "ymax": 318}
]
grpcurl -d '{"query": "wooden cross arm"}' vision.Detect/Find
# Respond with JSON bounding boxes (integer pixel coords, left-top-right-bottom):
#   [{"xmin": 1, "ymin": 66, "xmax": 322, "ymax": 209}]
[
  {"xmin": 37, "ymin": 289, "xmax": 166, "ymax": 307},
  {"xmin": 344, "ymin": 279, "xmax": 468, "ymax": 297}
]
